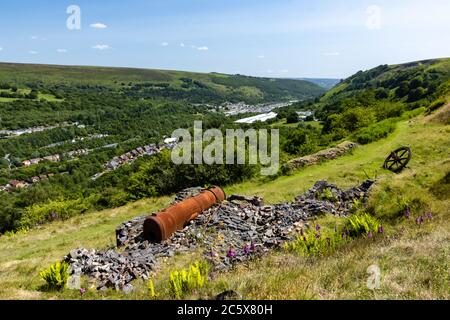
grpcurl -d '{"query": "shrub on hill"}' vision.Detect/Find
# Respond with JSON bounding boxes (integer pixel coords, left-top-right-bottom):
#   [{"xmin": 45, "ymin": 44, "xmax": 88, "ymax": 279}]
[{"xmin": 351, "ymin": 118, "xmax": 397, "ymax": 144}]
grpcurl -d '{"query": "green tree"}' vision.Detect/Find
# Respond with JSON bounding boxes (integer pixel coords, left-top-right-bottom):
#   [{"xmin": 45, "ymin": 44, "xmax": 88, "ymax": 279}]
[{"xmin": 286, "ymin": 111, "xmax": 299, "ymax": 124}]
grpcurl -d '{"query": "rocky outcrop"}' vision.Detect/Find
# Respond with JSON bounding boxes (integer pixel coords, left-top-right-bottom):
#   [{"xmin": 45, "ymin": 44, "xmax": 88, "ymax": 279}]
[
  {"xmin": 284, "ymin": 141, "xmax": 358, "ymax": 171},
  {"xmin": 66, "ymin": 179, "xmax": 374, "ymax": 291}
]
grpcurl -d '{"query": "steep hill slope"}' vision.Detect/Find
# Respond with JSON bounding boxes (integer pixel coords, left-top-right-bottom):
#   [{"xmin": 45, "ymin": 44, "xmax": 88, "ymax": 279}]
[{"xmin": 315, "ymin": 58, "xmax": 450, "ymax": 117}]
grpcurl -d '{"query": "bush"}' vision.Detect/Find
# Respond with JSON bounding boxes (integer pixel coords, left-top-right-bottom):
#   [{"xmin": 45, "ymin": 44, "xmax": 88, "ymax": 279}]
[
  {"xmin": 169, "ymin": 261, "xmax": 210, "ymax": 299},
  {"xmin": 286, "ymin": 111, "xmax": 299, "ymax": 124},
  {"xmin": 408, "ymin": 87, "xmax": 426, "ymax": 102},
  {"xmin": 324, "ymin": 107, "xmax": 376, "ymax": 136},
  {"xmin": 374, "ymin": 102, "xmax": 404, "ymax": 121},
  {"xmin": 39, "ymin": 261, "xmax": 69, "ymax": 291},
  {"xmin": 20, "ymin": 198, "xmax": 91, "ymax": 228},
  {"xmin": 283, "ymin": 229, "xmax": 348, "ymax": 256},
  {"xmin": 344, "ymin": 213, "xmax": 381, "ymax": 238},
  {"xmin": 351, "ymin": 118, "xmax": 397, "ymax": 144},
  {"xmin": 375, "ymin": 88, "xmax": 389, "ymax": 99}
]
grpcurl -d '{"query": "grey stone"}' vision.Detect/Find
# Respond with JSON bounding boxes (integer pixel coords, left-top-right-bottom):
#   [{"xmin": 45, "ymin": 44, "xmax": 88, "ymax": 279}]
[{"xmin": 67, "ymin": 275, "xmax": 81, "ymax": 290}]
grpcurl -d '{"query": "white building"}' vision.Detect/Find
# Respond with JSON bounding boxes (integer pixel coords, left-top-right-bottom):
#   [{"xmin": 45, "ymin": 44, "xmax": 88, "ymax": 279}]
[{"xmin": 235, "ymin": 112, "xmax": 278, "ymax": 124}]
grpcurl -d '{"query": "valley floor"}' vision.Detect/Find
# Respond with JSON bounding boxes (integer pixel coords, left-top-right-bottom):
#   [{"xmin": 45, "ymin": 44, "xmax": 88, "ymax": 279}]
[{"xmin": 0, "ymin": 110, "xmax": 449, "ymax": 300}]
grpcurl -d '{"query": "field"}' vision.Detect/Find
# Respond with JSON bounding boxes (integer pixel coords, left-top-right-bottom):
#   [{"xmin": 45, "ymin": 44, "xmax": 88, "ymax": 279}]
[
  {"xmin": 1, "ymin": 106, "xmax": 448, "ymax": 300},
  {"xmin": 0, "ymin": 88, "xmax": 62, "ymax": 103}
]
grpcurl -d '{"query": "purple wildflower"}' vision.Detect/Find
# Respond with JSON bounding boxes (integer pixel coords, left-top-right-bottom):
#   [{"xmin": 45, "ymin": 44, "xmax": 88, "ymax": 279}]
[
  {"xmin": 208, "ymin": 251, "xmax": 218, "ymax": 257},
  {"xmin": 303, "ymin": 236, "xmax": 307, "ymax": 242},
  {"xmin": 80, "ymin": 288, "xmax": 86, "ymax": 296},
  {"xmin": 226, "ymin": 248, "xmax": 236, "ymax": 258},
  {"xmin": 416, "ymin": 216, "xmax": 424, "ymax": 225},
  {"xmin": 243, "ymin": 245, "xmax": 252, "ymax": 255},
  {"xmin": 342, "ymin": 231, "xmax": 348, "ymax": 239},
  {"xmin": 404, "ymin": 207, "xmax": 411, "ymax": 219},
  {"xmin": 315, "ymin": 233, "xmax": 321, "ymax": 239},
  {"xmin": 367, "ymin": 231, "xmax": 373, "ymax": 239},
  {"xmin": 426, "ymin": 212, "xmax": 433, "ymax": 220},
  {"xmin": 378, "ymin": 226, "xmax": 384, "ymax": 234},
  {"xmin": 250, "ymin": 241, "xmax": 256, "ymax": 251},
  {"xmin": 315, "ymin": 224, "xmax": 321, "ymax": 231}
]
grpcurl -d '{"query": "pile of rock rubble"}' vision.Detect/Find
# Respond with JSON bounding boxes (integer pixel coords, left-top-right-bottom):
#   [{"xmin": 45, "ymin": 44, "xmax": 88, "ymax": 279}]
[{"xmin": 65, "ymin": 180, "xmax": 374, "ymax": 291}]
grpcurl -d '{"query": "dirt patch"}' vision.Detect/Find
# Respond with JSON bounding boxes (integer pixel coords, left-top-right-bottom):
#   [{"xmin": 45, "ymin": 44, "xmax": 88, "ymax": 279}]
[
  {"xmin": 423, "ymin": 103, "xmax": 450, "ymax": 124},
  {"xmin": 5, "ymin": 289, "xmax": 42, "ymax": 300}
]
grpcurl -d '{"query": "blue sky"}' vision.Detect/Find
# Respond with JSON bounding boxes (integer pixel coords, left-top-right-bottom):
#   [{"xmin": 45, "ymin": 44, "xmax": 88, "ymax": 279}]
[{"xmin": 0, "ymin": 0, "xmax": 449, "ymax": 78}]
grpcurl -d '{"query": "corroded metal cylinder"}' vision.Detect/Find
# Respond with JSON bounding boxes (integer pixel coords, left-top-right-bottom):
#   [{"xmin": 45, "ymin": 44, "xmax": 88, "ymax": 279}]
[{"xmin": 143, "ymin": 186, "xmax": 225, "ymax": 242}]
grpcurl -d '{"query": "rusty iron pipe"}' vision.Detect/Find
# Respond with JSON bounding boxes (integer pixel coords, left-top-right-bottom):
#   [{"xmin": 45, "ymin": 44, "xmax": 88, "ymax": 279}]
[{"xmin": 143, "ymin": 186, "xmax": 225, "ymax": 242}]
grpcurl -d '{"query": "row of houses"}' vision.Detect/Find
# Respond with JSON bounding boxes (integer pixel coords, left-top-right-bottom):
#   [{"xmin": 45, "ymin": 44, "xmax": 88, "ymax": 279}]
[
  {"xmin": 296, "ymin": 110, "xmax": 315, "ymax": 121},
  {"xmin": 91, "ymin": 138, "xmax": 178, "ymax": 180},
  {"xmin": 21, "ymin": 149, "xmax": 91, "ymax": 167},
  {"xmin": 22, "ymin": 154, "xmax": 61, "ymax": 167},
  {"xmin": 21, "ymin": 142, "xmax": 118, "ymax": 168},
  {"xmin": 0, "ymin": 173, "xmax": 56, "ymax": 192},
  {"xmin": 106, "ymin": 144, "xmax": 162, "ymax": 170}
]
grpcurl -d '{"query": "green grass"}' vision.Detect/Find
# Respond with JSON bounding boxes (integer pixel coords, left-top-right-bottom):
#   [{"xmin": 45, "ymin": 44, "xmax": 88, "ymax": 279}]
[
  {"xmin": 0, "ymin": 111, "xmax": 449, "ymax": 300},
  {"xmin": 0, "ymin": 88, "xmax": 62, "ymax": 103},
  {"xmin": 271, "ymin": 120, "xmax": 323, "ymax": 130}
]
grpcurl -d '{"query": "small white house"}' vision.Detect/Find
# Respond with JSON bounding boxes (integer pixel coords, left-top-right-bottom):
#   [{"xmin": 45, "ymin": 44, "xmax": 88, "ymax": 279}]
[{"xmin": 164, "ymin": 137, "xmax": 178, "ymax": 144}]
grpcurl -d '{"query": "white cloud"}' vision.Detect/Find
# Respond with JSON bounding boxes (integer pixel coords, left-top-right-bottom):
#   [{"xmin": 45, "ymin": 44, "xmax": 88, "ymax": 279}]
[
  {"xmin": 191, "ymin": 45, "xmax": 209, "ymax": 51},
  {"xmin": 29, "ymin": 50, "xmax": 38, "ymax": 55},
  {"xmin": 323, "ymin": 52, "xmax": 340, "ymax": 56},
  {"xmin": 161, "ymin": 42, "xmax": 169, "ymax": 46},
  {"xmin": 92, "ymin": 44, "xmax": 110, "ymax": 50},
  {"xmin": 31, "ymin": 36, "xmax": 47, "ymax": 41},
  {"xmin": 180, "ymin": 43, "xmax": 185, "ymax": 47},
  {"xmin": 258, "ymin": 55, "xmax": 265, "ymax": 59},
  {"xmin": 57, "ymin": 49, "xmax": 68, "ymax": 53},
  {"xmin": 90, "ymin": 22, "xmax": 107, "ymax": 29}
]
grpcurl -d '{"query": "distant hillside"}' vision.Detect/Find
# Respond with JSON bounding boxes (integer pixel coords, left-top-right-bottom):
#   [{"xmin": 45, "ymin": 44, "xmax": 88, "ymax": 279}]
[
  {"xmin": 0, "ymin": 63, "xmax": 325, "ymax": 104},
  {"xmin": 298, "ymin": 78, "xmax": 341, "ymax": 90},
  {"xmin": 315, "ymin": 58, "xmax": 450, "ymax": 117}
]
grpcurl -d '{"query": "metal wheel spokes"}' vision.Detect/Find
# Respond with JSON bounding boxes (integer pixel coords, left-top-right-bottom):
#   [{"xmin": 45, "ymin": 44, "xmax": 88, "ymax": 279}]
[{"xmin": 383, "ymin": 147, "xmax": 412, "ymax": 173}]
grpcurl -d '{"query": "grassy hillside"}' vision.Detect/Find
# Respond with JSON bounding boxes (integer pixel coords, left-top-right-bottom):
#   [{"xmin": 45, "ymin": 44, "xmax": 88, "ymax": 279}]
[
  {"xmin": 0, "ymin": 104, "xmax": 448, "ymax": 300},
  {"xmin": 0, "ymin": 62, "xmax": 325, "ymax": 104},
  {"xmin": 316, "ymin": 58, "xmax": 450, "ymax": 117}
]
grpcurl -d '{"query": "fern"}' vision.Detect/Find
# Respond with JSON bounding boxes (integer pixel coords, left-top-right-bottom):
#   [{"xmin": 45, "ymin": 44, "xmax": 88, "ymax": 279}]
[
  {"xmin": 39, "ymin": 261, "xmax": 69, "ymax": 291},
  {"xmin": 284, "ymin": 229, "xmax": 347, "ymax": 256},
  {"xmin": 345, "ymin": 213, "xmax": 380, "ymax": 238},
  {"xmin": 169, "ymin": 261, "xmax": 210, "ymax": 299},
  {"xmin": 148, "ymin": 278, "xmax": 157, "ymax": 299}
]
